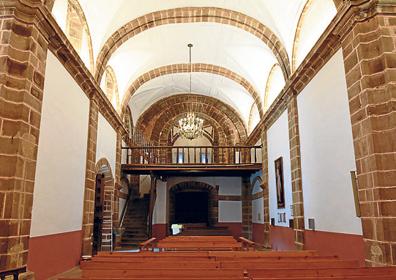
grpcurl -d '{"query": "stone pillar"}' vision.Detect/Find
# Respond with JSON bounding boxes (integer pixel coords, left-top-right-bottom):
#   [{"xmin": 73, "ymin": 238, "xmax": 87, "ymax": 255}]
[
  {"xmin": 101, "ymin": 184, "xmax": 113, "ymax": 252},
  {"xmin": 287, "ymin": 95, "xmax": 305, "ymax": 250},
  {"xmin": 340, "ymin": 0, "xmax": 396, "ymax": 266},
  {"xmin": 113, "ymin": 132, "xmax": 122, "ymax": 228},
  {"xmin": 261, "ymin": 131, "xmax": 271, "ymax": 247},
  {"xmin": 0, "ymin": 0, "xmax": 48, "ymax": 270},
  {"xmin": 241, "ymin": 177, "xmax": 252, "ymax": 239},
  {"xmin": 81, "ymin": 99, "xmax": 99, "ymax": 257}
]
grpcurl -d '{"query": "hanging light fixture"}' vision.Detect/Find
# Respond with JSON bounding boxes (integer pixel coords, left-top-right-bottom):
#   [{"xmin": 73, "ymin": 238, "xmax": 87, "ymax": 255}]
[{"xmin": 178, "ymin": 43, "xmax": 204, "ymax": 140}]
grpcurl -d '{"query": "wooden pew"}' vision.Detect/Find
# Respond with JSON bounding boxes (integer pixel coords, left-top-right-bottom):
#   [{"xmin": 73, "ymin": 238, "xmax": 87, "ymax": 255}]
[
  {"xmin": 71, "ymin": 236, "xmax": 396, "ymax": 280},
  {"xmin": 139, "ymin": 237, "xmax": 157, "ymax": 251}
]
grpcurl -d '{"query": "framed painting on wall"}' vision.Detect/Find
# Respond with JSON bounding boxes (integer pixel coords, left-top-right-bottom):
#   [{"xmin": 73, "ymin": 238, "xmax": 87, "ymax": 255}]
[{"xmin": 275, "ymin": 157, "xmax": 285, "ymax": 208}]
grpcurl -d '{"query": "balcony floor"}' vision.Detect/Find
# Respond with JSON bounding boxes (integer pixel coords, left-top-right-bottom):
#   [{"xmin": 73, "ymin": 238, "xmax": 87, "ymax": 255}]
[{"xmin": 121, "ymin": 163, "xmax": 262, "ymax": 176}]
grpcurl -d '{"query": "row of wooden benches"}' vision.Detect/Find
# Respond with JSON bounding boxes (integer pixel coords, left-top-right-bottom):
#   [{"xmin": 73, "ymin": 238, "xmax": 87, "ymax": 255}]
[
  {"xmin": 58, "ymin": 236, "xmax": 396, "ymax": 279},
  {"xmin": 140, "ymin": 235, "xmax": 256, "ymax": 251}
]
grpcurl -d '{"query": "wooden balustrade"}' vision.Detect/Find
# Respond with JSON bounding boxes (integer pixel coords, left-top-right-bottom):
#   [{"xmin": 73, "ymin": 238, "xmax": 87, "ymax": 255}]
[{"xmin": 123, "ymin": 145, "xmax": 262, "ymax": 165}]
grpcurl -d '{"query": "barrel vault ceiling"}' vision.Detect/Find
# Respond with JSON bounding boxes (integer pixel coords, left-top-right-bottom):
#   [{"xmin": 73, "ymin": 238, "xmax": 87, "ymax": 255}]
[{"xmin": 52, "ymin": 0, "xmax": 337, "ymax": 134}]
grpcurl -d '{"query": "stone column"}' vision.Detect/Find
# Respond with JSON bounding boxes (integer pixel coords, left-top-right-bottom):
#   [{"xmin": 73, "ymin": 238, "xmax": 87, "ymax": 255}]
[
  {"xmin": 340, "ymin": 0, "xmax": 396, "ymax": 266},
  {"xmin": 261, "ymin": 131, "xmax": 271, "ymax": 247},
  {"xmin": 0, "ymin": 0, "xmax": 49, "ymax": 270},
  {"xmin": 287, "ymin": 95, "xmax": 305, "ymax": 250},
  {"xmin": 101, "ymin": 183, "xmax": 113, "ymax": 252},
  {"xmin": 81, "ymin": 98, "xmax": 99, "ymax": 257},
  {"xmin": 241, "ymin": 177, "xmax": 252, "ymax": 239}
]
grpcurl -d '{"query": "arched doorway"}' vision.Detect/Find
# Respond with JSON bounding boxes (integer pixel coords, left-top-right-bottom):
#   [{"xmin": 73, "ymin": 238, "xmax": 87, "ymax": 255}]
[
  {"xmin": 174, "ymin": 191, "xmax": 209, "ymax": 224},
  {"xmin": 169, "ymin": 181, "xmax": 218, "ymax": 228},
  {"xmin": 92, "ymin": 158, "xmax": 115, "ymax": 253}
]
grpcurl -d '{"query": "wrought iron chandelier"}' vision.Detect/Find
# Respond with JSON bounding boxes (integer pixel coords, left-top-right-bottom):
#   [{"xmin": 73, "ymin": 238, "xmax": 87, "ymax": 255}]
[{"xmin": 178, "ymin": 44, "xmax": 204, "ymax": 140}]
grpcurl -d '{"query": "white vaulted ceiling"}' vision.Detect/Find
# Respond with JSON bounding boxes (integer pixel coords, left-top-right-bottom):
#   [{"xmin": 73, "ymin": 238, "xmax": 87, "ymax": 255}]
[
  {"xmin": 107, "ymin": 23, "xmax": 276, "ymax": 114},
  {"xmin": 51, "ymin": 0, "xmax": 337, "ymax": 133},
  {"xmin": 130, "ymin": 72, "xmax": 255, "ymax": 126}
]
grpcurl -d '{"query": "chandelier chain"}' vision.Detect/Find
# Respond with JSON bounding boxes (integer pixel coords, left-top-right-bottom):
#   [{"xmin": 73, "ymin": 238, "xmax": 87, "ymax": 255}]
[{"xmin": 178, "ymin": 43, "xmax": 204, "ymax": 140}]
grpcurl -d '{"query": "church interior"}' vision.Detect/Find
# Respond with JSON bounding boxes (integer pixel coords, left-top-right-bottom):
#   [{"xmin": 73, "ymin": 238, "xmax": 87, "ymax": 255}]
[{"xmin": 1, "ymin": 0, "xmax": 396, "ymax": 279}]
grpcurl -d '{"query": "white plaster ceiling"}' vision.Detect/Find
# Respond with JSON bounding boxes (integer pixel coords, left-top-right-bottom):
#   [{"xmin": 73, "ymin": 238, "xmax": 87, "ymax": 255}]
[
  {"xmin": 129, "ymin": 72, "xmax": 255, "ymax": 127},
  {"xmin": 75, "ymin": 0, "xmax": 308, "ymax": 60},
  {"xmin": 107, "ymin": 23, "xmax": 276, "ymax": 104},
  {"xmin": 51, "ymin": 0, "xmax": 337, "ymax": 134}
]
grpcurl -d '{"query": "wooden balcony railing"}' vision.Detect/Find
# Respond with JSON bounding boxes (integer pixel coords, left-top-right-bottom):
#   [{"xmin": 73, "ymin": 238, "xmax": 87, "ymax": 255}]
[{"xmin": 123, "ymin": 145, "xmax": 262, "ymax": 165}]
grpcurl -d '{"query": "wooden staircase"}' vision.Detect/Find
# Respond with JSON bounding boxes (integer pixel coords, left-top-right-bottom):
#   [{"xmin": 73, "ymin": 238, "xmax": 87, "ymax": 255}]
[
  {"xmin": 60, "ymin": 236, "xmax": 396, "ymax": 279},
  {"xmin": 118, "ymin": 196, "xmax": 149, "ymax": 249}
]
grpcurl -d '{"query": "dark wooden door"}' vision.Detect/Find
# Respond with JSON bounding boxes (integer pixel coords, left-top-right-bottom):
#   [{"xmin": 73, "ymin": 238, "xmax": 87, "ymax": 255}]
[{"xmin": 92, "ymin": 173, "xmax": 104, "ymax": 255}]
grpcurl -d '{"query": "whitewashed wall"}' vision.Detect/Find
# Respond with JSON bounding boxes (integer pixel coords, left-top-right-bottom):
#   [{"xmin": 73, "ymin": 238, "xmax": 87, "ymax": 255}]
[
  {"xmin": 219, "ymin": 201, "xmax": 242, "ymax": 222},
  {"xmin": 267, "ymin": 111, "xmax": 293, "ymax": 227},
  {"xmin": 121, "ymin": 140, "xmax": 127, "ymax": 164},
  {"xmin": 119, "ymin": 198, "xmax": 127, "ymax": 220},
  {"xmin": 252, "ymin": 198, "xmax": 264, "ymax": 224},
  {"xmin": 96, "ymin": 113, "xmax": 117, "ymax": 175},
  {"xmin": 153, "ymin": 180, "xmax": 167, "ymax": 224},
  {"xmin": 140, "ymin": 175, "xmax": 151, "ymax": 196},
  {"xmin": 30, "ymin": 52, "xmax": 89, "ymax": 237},
  {"xmin": 297, "ymin": 49, "xmax": 361, "ymax": 235},
  {"xmin": 252, "ymin": 172, "xmax": 264, "ymax": 224}
]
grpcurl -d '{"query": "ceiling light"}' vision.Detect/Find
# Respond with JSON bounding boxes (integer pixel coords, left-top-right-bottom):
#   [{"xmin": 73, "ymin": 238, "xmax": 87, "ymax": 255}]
[{"xmin": 178, "ymin": 44, "xmax": 204, "ymax": 140}]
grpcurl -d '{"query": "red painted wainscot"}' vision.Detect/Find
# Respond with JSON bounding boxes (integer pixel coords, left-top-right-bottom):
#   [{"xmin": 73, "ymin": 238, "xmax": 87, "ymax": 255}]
[
  {"xmin": 28, "ymin": 230, "xmax": 82, "ymax": 280},
  {"xmin": 270, "ymin": 225, "xmax": 295, "ymax": 250},
  {"xmin": 152, "ymin": 224, "xmax": 167, "ymax": 240},
  {"xmin": 252, "ymin": 223, "xmax": 265, "ymax": 244},
  {"xmin": 217, "ymin": 222, "xmax": 242, "ymax": 238},
  {"xmin": 304, "ymin": 229, "xmax": 365, "ymax": 266}
]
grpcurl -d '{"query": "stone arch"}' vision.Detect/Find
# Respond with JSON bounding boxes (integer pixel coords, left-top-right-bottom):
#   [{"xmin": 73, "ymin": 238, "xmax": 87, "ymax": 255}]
[
  {"xmin": 291, "ymin": 0, "xmax": 337, "ymax": 72},
  {"xmin": 65, "ymin": 0, "xmax": 94, "ymax": 72},
  {"xmin": 263, "ymin": 63, "xmax": 285, "ymax": 111},
  {"xmin": 103, "ymin": 65, "xmax": 120, "ymax": 111},
  {"xmin": 168, "ymin": 181, "xmax": 219, "ymax": 227},
  {"xmin": 170, "ymin": 131, "xmax": 215, "ymax": 147},
  {"xmin": 332, "ymin": 0, "xmax": 343, "ymax": 11},
  {"xmin": 247, "ymin": 103, "xmax": 260, "ymax": 134},
  {"xmin": 291, "ymin": 0, "xmax": 314, "ymax": 73},
  {"xmin": 159, "ymin": 113, "xmax": 226, "ymax": 146},
  {"xmin": 122, "ymin": 105, "xmax": 133, "ymax": 140},
  {"xmin": 94, "ymin": 7, "xmax": 291, "ymax": 82},
  {"xmin": 93, "ymin": 158, "xmax": 114, "ymax": 252},
  {"xmin": 136, "ymin": 94, "xmax": 248, "ymax": 145},
  {"xmin": 251, "ymin": 176, "xmax": 264, "ymax": 194},
  {"xmin": 122, "ymin": 64, "xmax": 264, "ymax": 118}
]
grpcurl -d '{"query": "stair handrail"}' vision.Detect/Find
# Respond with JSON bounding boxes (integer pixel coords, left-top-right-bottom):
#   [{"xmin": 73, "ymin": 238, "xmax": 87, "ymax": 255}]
[{"xmin": 119, "ymin": 189, "xmax": 132, "ymax": 227}]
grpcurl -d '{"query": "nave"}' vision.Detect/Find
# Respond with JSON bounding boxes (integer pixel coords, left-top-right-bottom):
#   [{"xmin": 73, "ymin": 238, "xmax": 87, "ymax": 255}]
[
  {"xmin": 1, "ymin": 0, "xmax": 395, "ymax": 279},
  {"xmin": 57, "ymin": 236, "xmax": 396, "ymax": 280}
]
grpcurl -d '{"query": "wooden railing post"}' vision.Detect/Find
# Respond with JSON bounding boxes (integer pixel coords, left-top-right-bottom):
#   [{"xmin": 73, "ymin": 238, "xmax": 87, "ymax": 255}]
[{"xmin": 122, "ymin": 145, "xmax": 262, "ymax": 166}]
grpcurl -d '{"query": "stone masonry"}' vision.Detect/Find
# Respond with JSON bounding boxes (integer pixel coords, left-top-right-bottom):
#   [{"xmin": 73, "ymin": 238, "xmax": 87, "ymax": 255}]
[
  {"xmin": 287, "ymin": 95, "xmax": 305, "ymax": 250},
  {"xmin": 0, "ymin": 0, "xmax": 48, "ymax": 270},
  {"xmin": 340, "ymin": 0, "xmax": 396, "ymax": 266}
]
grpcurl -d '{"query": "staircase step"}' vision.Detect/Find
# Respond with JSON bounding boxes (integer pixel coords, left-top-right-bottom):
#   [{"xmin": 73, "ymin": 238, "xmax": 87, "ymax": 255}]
[{"xmin": 119, "ymin": 197, "xmax": 150, "ymax": 249}]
